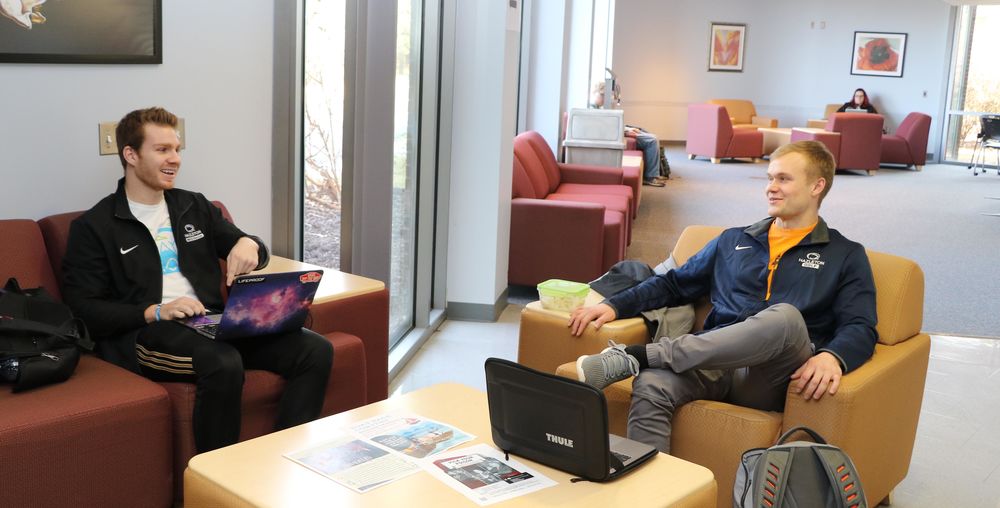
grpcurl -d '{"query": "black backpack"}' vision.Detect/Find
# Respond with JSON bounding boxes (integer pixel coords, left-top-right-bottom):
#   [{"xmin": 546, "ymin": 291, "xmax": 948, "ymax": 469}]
[
  {"xmin": 734, "ymin": 426, "xmax": 867, "ymax": 508},
  {"xmin": 0, "ymin": 278, "xmax": 94, "ymax": 392}
]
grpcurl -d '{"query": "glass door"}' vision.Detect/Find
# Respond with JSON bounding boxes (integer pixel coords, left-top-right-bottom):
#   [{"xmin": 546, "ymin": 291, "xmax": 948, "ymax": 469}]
[{"xmin": 943, "ymin": 5, "xmax": 1000, "ymax": 165}]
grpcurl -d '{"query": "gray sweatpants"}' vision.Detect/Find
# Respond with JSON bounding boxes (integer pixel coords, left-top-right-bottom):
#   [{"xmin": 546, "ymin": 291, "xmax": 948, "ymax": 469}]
[{"xmin": 627, "ymin": 303, "xmax": 812, "ymax": 453}]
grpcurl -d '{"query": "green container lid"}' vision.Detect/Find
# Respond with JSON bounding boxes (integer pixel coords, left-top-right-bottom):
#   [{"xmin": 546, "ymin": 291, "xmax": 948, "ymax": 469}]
[{"xmin": 536, "ymin": 279, "xmax": 590, "ymax": 297}]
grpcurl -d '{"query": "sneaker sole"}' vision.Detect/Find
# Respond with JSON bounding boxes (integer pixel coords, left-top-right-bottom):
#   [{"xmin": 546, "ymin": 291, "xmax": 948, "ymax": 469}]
[{"xmin": 575, "ymin": 355, "xmax": 589, "ymax": 383}]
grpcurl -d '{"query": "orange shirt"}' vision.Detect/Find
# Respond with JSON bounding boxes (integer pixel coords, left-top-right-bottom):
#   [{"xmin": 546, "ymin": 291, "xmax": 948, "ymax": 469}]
[{"xmin": 766, "ymin": 221, "xmax": 817, "ymax": 300}]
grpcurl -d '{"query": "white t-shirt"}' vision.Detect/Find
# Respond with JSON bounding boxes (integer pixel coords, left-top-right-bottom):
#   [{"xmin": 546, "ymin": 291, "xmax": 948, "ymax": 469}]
[{"xmin": 128, "ymin": 198, "xmax": 199, "ymax": 303}]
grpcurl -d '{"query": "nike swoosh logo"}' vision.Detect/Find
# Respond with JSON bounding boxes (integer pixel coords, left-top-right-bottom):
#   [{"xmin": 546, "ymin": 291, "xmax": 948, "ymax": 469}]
[
  {"xmin": 120, "ymin": 245, "xmax": 139, "ymax": 255},
  {"xmin": 735, "ymin": 245, "xmax": 752, "ymax": 251}
]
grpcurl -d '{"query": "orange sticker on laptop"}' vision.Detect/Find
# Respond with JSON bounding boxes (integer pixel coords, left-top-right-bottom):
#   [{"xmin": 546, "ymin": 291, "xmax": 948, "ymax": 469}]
[{"xmin": 299, "ymin": 271, "xmax": 322, "ymax": 284}]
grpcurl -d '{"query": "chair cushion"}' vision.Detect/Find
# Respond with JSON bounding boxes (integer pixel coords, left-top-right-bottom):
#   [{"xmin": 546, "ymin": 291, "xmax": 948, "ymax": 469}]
[
  {"xmin": 0, "ymin": 356, "xmax": 172, "ymax": 508},
  {"xmin": 880, "ymin": 135, "xmax": 912, "ymax": 165}
]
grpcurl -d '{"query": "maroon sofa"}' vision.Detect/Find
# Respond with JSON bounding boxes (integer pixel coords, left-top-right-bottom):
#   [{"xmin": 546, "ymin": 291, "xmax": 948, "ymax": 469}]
[
  {"xmin": 1, "ymin": 206, "xmax": 388, "ymax": 507},
  {"xmin": 685, "ymin": 103, "xmax": 765, "ymax": 163},
  {"xmin": 509, "ymin": 131, "xmax": 633, "ymax": 286},
  {"xmin": 792, "ymin": 113, "xmax": 885, "ymax": 175},
  {"xmin": 881, "ymin": 112, "xmax": 932, "ymax": 171}
]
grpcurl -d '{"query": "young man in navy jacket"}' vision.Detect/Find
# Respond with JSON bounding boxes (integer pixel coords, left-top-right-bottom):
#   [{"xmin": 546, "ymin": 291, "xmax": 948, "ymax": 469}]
[
  {"xmin": 570, "ymin": 140, "xmax": 877, "ymax": 453},
  {"xmin": 62, "ymin": 107, "xmax": 333, "ymax": 453}
]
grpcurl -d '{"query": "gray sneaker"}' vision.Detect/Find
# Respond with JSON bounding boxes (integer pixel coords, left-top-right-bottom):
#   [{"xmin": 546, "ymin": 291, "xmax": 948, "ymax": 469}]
[{"xmin": 576, "ymin": 341, "xmax": 640, "ymax": 390}]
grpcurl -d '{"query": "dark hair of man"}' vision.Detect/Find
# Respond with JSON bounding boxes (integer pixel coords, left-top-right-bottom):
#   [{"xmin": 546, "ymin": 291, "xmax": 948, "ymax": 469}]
[
  {"xmin": 771, "ymin": 140, "xmax": 836, "ymax": 206},
  {"xmin": 115, "ymin": 107, "xmax": 179, "ymax": 170}
]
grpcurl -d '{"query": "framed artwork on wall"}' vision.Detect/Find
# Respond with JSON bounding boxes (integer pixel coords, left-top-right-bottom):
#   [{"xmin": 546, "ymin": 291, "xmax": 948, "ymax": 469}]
[
  {"xmin": 0, "ymin": 0, "xmax": 162, "ymax": 64},
  {"xmin": 708, "ymin": 22, "xmax": 746, "ymax": 72},
  {"xmin": 850, "ymin": 31, "xmax": 906, "ymax": 78}
]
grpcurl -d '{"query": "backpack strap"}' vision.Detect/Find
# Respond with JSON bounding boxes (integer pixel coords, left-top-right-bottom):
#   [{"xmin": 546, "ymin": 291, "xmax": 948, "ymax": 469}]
[
  {"xmin": 0, "ymin": 317, "xmax": 94, "ymax": 352},
  {"xmin": 775, "ymin": 425, "xmax": 828, "ymax": 445},
  {"xmin": 753, "ymin": 448, "xmax": 793, "ymax": 508},
  {"xmin": 813, "ymin": 447, "xmax": 868, "ymax": 508}
]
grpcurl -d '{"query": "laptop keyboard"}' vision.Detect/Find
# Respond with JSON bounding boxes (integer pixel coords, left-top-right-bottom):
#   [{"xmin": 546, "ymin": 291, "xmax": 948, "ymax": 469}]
[
  {"xmin": 611, "ymin": 451, "xmax": 632, "ymax": 463},
  {"xmin": 196, "ymin": 323, "xmax": 220, "ymax": 336}
]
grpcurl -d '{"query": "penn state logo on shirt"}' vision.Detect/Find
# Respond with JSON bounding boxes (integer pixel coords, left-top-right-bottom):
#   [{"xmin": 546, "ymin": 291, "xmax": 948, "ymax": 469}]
[
  {"xmin": 183, "ymin": 223, "xmax": 205, "ymax": 243},
  {"xmin": 799, "ymin": 252, "xmax": 825, "ymax": 270}
]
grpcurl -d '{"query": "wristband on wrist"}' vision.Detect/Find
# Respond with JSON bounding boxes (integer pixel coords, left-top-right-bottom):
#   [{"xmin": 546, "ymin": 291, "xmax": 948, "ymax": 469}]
[{"xmin": 155, "ymin": 304, "xmax": 162, "ymax": 322}]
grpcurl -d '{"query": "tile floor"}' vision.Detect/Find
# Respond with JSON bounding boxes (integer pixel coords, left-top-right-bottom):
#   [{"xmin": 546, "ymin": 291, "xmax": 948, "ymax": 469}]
[{"xmin": 389, "ymin": 304, "xmax": 1000, "ymax": 507}]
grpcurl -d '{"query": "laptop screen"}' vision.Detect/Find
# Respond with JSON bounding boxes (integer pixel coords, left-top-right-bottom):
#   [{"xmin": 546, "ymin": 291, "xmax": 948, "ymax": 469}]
[{"xmin": 484, "ymin": 358, "xmax": 611, "ymax": 480}]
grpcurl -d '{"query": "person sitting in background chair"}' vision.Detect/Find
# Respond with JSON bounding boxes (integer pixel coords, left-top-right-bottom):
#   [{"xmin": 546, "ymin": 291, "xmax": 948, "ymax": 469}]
[
  {"xmin": 591, "ymin": 82, "xmax": 666, "ymax": 187},
  {"xmin": 837, "ymin": 88, "xmax": 879, "ymax": 114}
]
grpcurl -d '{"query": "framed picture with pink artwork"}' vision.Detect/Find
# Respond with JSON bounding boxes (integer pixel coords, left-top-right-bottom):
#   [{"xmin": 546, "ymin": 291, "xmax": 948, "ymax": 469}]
[
  {"xmin": 708, "ymin": 22, "xmax": 746, "ymax": 72},
  {"xmin": 851, "ymin": 31, "xmax": 907, "ymax": 78}
]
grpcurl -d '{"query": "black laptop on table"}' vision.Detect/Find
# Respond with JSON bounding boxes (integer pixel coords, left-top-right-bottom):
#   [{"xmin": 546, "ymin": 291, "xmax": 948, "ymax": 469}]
[
  {"xmin": 177, "ymin": 270, "xmax": 323, "ymax": 341},
  {"xmin": 484, "ymin": 357, "xmax": 657, "ymax": 482}
]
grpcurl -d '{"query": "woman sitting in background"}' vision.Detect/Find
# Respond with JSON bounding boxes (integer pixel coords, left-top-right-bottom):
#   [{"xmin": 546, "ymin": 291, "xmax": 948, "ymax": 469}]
[{"xmin": 837, "ymin": 88, "xmax": 879, "ymax": 114}]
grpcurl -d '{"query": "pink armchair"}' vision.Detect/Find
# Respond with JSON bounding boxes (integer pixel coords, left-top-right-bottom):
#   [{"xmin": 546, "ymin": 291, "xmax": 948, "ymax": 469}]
[
  {"xmin": 881, "ymin": 112, "xmax": 931, "ymax": 171},
  {"xmin": 791, "ymin": 113, "xmax": 884, "ymax": 175},
  {"xmin": 686, "ymin": 103, "xmax": 764, "ymax": 163},
  {"xmin": 509, "ymin": 152, "xmax": 626, "ymax": 286}
]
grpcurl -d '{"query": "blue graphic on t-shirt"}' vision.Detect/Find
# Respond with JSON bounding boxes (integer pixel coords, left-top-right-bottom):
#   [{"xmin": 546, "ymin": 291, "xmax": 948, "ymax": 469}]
[{"xmin": 155, "ymin": 226, "xmax": 181, "ymax": 275}]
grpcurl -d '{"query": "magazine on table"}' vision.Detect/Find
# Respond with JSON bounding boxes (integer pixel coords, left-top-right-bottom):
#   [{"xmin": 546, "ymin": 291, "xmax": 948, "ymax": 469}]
[
  {"xmin": 421, "ymin": 443, "xmax": 556, "ymax": 506},
  {"xmin": 285, "ymin": 434, "xmax": 420, "ymax": 493},
  {"xmin": 284, "ymin": 412, "xmax": 474, "ymax": 493},
  {"xmin": 349, "ymin": 413, "xmax": 475, "ymax": 459}
]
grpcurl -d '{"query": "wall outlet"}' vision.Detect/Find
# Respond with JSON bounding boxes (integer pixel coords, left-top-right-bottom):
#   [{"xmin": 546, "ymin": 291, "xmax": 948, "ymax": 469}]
[
  {"xmin": 98, "ymin": 122, "xmax": 117, "ymax": 155},
  {"xmin": 98, "ymin": 118, "xmax": 186, "ymax": 156}
]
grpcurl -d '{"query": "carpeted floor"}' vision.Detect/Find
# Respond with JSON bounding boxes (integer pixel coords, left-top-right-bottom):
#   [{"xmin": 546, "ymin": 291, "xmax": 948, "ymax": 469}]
[{"xmin": 628, "ymin": 145, "xmax": 1000, "ymax": 338}]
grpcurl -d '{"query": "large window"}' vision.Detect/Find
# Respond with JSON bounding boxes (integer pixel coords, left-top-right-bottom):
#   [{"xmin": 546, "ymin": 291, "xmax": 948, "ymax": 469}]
[
  {"xmin": 390, "ymin": 0, "xmax": 422, "ymax": 345},
  {"xmin": 302, "ymin": 0, "xmax": 346, "ymax": 270},
  {"xmin": 943, "ymin": 5, "xmax": 1000, "ymax": 165}
]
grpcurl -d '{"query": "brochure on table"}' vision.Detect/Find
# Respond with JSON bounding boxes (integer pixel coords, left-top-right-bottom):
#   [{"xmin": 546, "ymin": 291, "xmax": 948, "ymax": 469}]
[
  {"xmin": 285, "ymin": 413, "xmax": 555, "ymax": 503},
  {"xmin": 422, "ymin": 443, "xmax": 557, "ymax": 506}
]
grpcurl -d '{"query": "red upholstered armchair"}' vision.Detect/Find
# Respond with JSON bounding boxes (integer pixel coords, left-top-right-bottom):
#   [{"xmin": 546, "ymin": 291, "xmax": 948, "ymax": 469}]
[
  {"xmin": 509, "ymin": 132, "xmax": 632, "ymax": 286},
  {"xmin": 791, "ymin": 113, "xmax": 885, "ymax": 175},
  {"xmin": 881, "ymin": 112, "xmax": 931, "ymax": 171},
  {"xmin": 686, "ymin": 103, "xmax": 764, "ymax": 163}
]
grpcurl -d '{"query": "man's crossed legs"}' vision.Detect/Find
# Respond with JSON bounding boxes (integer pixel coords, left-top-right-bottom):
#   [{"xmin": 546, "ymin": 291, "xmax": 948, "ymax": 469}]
[{"xmin": 578, "ymin": 303, "xmax": 812, "ymax": 453}]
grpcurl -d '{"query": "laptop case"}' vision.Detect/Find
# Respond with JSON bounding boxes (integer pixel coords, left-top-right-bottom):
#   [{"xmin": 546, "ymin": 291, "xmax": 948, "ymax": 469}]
[{"xmin": 484, "ymin": 357, "xmax": 656, "ymax": 482}]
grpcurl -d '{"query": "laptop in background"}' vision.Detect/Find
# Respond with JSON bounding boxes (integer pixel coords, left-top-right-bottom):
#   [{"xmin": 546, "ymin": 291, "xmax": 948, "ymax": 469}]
[
  {"xmin": 844, "ymin": 107, "xmax": 868, "ymax": 113},
  {"xmin": 484, "ymin": 357, "xmax": 657, "ymax": 482},
  {"xmin": 178, "ymin": 270, "xmax": 323, "ymax": 340}
]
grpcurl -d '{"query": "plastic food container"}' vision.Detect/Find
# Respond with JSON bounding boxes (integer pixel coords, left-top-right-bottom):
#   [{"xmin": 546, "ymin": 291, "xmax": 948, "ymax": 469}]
[{"xmin": 536, "ymin": 279, "xmax": 590, "ymax": 312}]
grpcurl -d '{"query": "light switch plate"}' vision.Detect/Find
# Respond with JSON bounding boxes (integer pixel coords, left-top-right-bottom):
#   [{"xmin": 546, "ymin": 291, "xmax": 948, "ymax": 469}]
[
  {"xmin": 98, "ymin": 122, "xmax": 117, "ymax": 155},
  {"xmin": 98, "ymin": 118, "xmax": 185, "ymax": 156}
]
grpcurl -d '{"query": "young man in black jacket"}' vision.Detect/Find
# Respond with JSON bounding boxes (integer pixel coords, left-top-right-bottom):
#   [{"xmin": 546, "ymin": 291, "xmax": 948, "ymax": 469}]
[
  {"xmin": 62, "ymin": 107, "xmax": 333, "ymax": 452},
  {"xmin": 569, "ymin": 141, "xmax": 877, "ymax": 453}
]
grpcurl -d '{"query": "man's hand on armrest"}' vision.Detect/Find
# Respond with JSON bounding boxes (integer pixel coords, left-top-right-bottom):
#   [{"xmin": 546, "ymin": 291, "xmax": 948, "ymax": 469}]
[
  {"xmin": 568, "ymin": 303, "xmax": 617, "ymax": 336},
  {"xmin": 789, "ymin": 352, "xmax": 843, "ymax": 400}
]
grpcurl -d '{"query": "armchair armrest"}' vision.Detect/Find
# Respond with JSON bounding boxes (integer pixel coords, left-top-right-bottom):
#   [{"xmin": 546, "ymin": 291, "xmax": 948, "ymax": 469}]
[
  {"xmin": 518, "ymin": 296, "xmax": 648, "ymax": 374},
  {"xmin": 752, "ymin": 116, "xmax": 778, "ymax": 128},
  {"xmin": 791, "ymin": 127, "xmax": 841, "ymax": 157},
  {"xmin": 806, "ymin": 119, "xmax": 828, "ymax": 129},
  {"xmin": 558, "ymin": 163, "xmax": 624, "ymax": 185},
  {"xmin": 781, "ymin": 334, "xmax": 931, "ymax": 502}
]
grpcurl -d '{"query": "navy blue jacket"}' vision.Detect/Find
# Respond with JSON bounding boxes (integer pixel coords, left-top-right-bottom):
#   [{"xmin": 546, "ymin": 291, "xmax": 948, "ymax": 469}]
[
  {"xmin": 62, "ymin": 178, "xmax": 269, "ymax": 370},
  {"xmin": 606, "ymin": 217, "xmax": 878, "ymax": 373}
]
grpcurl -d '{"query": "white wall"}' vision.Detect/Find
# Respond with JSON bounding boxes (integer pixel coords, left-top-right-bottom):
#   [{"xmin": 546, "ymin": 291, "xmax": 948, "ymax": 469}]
[
  {"xmin": 445, "ymin": 0, "xmax": 521, "ymax": 312},
  {"xmin": 613, "ymin": 0, "xmax": 953, "ymax": 157},
  {"xmin": 0, "ymin": 1, "xmax": 275, "ymax": 244}
]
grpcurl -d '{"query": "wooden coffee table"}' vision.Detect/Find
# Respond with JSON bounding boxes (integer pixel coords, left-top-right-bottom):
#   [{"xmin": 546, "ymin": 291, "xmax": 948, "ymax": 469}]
[
  {"xmin": 759, "ymin": 127, "xmax": 792, "ymax": 156},
  {"xmin": 184, "ymin": 383, "xmax": 716, "ymax": 507}
]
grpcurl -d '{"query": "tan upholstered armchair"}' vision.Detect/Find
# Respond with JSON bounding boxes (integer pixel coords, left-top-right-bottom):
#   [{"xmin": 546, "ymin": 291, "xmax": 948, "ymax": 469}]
[
  {"xmin": 518, "ymin": 225, "xmax": 929, "ymax": 508},
  {"xmin": 708, "ymin": 99, "xmax": 778, "ymax": 129},
  {"xmin": 807, "ymin": 103, "xmax": 842, "ymax": 129}
]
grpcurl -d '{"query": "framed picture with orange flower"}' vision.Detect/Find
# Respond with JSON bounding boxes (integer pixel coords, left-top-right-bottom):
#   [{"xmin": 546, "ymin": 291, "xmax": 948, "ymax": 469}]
[
  {"xmin": 851, "ymin": 31, "xmax": 907, "ymax": 78},
  {"xmin": 708, "ymin": 22, "xmax": 746, "ymax": 72}
]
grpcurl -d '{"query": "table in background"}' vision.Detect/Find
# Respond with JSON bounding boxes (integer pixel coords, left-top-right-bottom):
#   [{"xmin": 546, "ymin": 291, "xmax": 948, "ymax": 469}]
[{"xmin": 185, "ymin": 383, "xmax": 716, "ymax": 507}]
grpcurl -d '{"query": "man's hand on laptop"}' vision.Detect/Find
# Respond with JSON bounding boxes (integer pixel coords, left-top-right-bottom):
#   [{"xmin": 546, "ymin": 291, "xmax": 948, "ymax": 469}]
[
  {"xmin": 226, "ymin": 236, "xmax": 260, "ymax": 286},
  {"xmin": 568, "ymin": 303, "xmax": 617, "ymax": 336},
  {"xmin": 145, "ymin": 297, "xmax": 206, "ymax": 323}
]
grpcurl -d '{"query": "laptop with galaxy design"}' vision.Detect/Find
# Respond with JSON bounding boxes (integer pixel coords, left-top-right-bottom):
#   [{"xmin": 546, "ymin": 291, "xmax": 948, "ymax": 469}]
[{"xmin": 178, "ymin": 270, "xmax": 324, "ymax": 340}]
